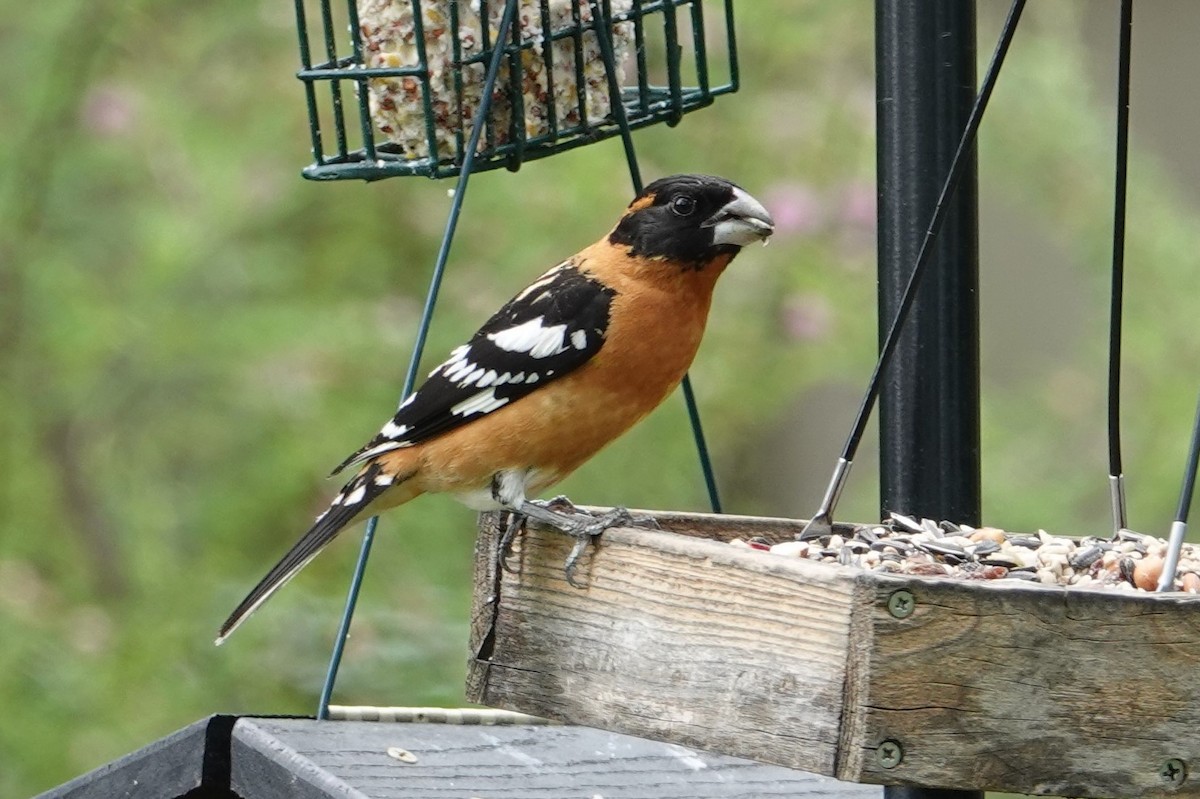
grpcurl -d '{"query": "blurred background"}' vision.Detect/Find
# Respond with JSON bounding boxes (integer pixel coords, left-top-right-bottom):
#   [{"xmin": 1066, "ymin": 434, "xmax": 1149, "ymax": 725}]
[{"xmin": 5, "ymin": 1, "xmax": 1200, "ymax": 794}]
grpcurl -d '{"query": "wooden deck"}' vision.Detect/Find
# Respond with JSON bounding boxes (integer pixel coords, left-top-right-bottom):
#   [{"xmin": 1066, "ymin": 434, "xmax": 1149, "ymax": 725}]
[{"xmin": 39, "ymin": 714, "xmax": 884, "ymax": 798}]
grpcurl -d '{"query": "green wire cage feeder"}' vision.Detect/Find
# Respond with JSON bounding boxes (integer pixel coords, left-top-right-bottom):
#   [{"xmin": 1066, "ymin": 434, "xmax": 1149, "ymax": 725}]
[{"xmin": 294, "ymin": 0, "xmax": 738, "ymax": 180}]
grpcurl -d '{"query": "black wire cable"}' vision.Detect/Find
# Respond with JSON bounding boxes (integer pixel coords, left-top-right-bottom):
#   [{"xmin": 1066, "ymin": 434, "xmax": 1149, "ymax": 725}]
[
  {"xmin": 1159, "ymin": 392, "xmax": 1200, "ymax": 591},
  {"xmin": 1175, "ymin": 403, "xmax": 1200, "ymax": 526},
  {"xmin": 802, "ymin": 0, "xmax": 1026, "ymax": 537},
  {"xmin": 1107, "ymin": 0, "xmax": 1133, "ymax": 534}
]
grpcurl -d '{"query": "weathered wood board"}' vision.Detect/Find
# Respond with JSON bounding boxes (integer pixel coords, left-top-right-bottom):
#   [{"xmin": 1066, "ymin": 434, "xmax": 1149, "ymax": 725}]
[
  {"xmin": 38, "ymin": 713, "xmax": 883, "ymax": 798},
  {"xmin": 233, "ymin": 717, "xmax": 884, "ymax": 798},
  {"xmin": 467, "ymin": 509, "xmax": 1200, "ymax": 799}
]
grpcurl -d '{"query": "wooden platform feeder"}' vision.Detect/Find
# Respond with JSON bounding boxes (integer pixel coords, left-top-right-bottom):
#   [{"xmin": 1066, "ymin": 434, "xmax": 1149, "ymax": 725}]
[{"xmin": 468, "ymin": 509, "xmax": 1200, "ymax": 799}]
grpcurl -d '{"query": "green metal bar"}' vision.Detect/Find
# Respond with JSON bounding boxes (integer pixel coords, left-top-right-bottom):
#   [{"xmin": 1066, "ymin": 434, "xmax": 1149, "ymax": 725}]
[
  {"xmin": 571, "ymin": 1, "xmax": 588, "ymax": 125},
  {"xmin": 690, "ymin": 0, "xmax": 710, "ymax": 96},
  {"xmin": 317, "ymin": 0, "xmax": 523, "ymax": 720},
  {"xmin": 300, "ymin": 93, "xmax": 726, "ymax": 181},
  {"xmin": 480, "ymin": 1, "xmax": 498, "ymax": 153},
  {"xmin": 591, "ymin": 0, "xmax": 722, "ymax": 513},
  {"xmin": 590, "ymin": 0, "xmax": 641, "ymax": 201},
  {"xmin": 311, "ymin": 52, "xmax": 357, "ymax": 67},
  {"xmin": 680, "ymin": 375, "xmax": 722, "ymax": 512},
  {"xmin": 344, "ymin": 0, "xmax": 376, "ymax": 162},
  {"xmin": 317, "ymin": 0, "xmax": 349, "ymax": 158},
  {"xmin": 632, "ymin": 0, "xmax": 650, "ymax": 115},
  {"xmin": 409, "ymin": 0, "xmax": 442, "ymax": 166},
  {"xmin": 506, "ymin": 7, "xmax": 527, "ymax": 170},
  {"xmin": 724, "ymin": 0, "xmax": 739, "ymax": 92},
  {"xmin": 450, "ymin": 1, "xmax": 466, "ymax": 164},
  {"xmin": 539, "ymin": 0, "xmax": 560, "ymax": 141},
  {"xmin": 293, "ymin": 0, "xmax": 327, "ymax": 166},
  {"xmin": 661, "ymin": 1, "xmax": 684, "ymax": 123}
]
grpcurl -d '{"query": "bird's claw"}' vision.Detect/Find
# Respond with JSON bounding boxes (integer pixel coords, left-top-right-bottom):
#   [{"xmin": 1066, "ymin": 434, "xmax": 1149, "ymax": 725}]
[
  {"xmin": 497, "ymin": 512, "xmax": 527, "ymax": 575},
  {"xmin": 508, "ymin": 500, "xmax": 660, "ymax": 587},
  {"xmin": 538, "ymin": 494, "xmax": 582, "ymax": 515},
  {"xmin": 559, "ymin": 514, "xmax": 605, "ymax": 588},
  {"xmin": 556, "ymin": 505, "xmax": 658, "ymax": 587},
  {"xmin": 563, "ymin": 536, "xmax": 591, "ymax": 588},
  {"xmin": 529, "ymin": 498, "xmax": 659, "ymax": 531}
]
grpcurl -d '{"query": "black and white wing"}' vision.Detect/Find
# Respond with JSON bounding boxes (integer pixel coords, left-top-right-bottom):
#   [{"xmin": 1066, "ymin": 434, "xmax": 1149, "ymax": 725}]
[{"xmin": 331, "ymin": 262, "xmax": 616, "ymax": 475}]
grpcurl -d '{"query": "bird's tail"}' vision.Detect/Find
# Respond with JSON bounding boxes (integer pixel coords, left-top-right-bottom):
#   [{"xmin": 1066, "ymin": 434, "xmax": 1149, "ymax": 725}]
[{"xmin": 216, "ymin": 463, "xmax": 398, "ymax": 644}]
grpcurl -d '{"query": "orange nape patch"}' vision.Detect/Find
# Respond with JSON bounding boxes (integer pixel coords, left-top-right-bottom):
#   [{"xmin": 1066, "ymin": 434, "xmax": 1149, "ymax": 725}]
[{"xmin": 625, "ymin": 193, "xmax": 658, "ymax": 213}]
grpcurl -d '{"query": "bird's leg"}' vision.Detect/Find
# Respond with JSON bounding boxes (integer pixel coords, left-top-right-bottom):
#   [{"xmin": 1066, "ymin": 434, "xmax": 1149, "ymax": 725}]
[
  {"xmin": 528, "ymin": 497, "xmax": 661, "ymax": 530},
  {"xmin": 503, "ymin": 500, "xmax": 591, "ymax": 586},
  {"xmin": 514, "ymin": 500, "xmax": 658, "ymax": 587}
]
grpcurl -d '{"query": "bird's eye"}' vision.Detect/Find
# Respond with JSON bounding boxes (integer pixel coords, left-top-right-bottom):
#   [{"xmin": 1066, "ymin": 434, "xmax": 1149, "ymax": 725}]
[{"xmin": 669, "ymin": 195, "xmax": 697, "ymax": 217}]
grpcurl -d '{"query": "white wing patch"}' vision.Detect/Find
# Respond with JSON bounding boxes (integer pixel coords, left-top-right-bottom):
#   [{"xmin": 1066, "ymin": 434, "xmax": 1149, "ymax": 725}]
[
  {"xmin": 354, "ymin": 440, "xmax": 409, "ymax": 462},
  {"xmin": 329, "ymin": 263, "xmax": 608, "ymax": 474},
  {"xmin": 434, "ymin": 345, "xmax": 471, "ymax": 378},
  {"xmin": 445, "ymin": 360, "xmax": 481, "ymax": 385},
  {"xmin": 355, "ymin": 418, "xmax": 413, "ymax": 463},
  {"xmin": 487, "ymin": 317, "xmax": 569, "ymax": 358},
  {"xmin": 440, "ymin": 345, "xmax": 499, "ymax": 388},
  {"xmin": 450, "ymin": 388, "xmax": 511, "ymax": 417},
  {"xmin": 512, "ymin": 261, "xmax": 569, "ymax": 303},
  {"xmin": 380, "ymin": 419, "xmax": 410, "ymax": 439}
]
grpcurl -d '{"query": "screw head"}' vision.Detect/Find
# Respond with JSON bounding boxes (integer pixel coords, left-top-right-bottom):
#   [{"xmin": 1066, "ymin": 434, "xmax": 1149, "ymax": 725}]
[
  {"xmin": 877, "ymin": 739, "xmax": 903, "ymax": 769},
  {"xmin": 1161, "ymin": 758, "xmax": 1187, "ymax": 787},
  {"xmin": 887, "ymin": 589, "xmax": 915, "ymax": 619}
]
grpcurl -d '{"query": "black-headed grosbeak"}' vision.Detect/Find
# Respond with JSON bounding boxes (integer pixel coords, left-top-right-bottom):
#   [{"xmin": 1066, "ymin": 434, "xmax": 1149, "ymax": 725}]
[{"xmin": 217, "ymin": 174, "xmax": 774, "ymax": 643}]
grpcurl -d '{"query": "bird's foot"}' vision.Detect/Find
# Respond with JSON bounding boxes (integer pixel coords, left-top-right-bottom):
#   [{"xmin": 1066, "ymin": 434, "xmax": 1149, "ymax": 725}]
[
  {"xmin": 532, "ymin": 495, "xmax": 586, "ymax": 516},
  {"xmin": 516, "ymin": 501, "xmax": 658, "ymax": 587},
  {"xmin": 559, "ymin": 506, "xmax": 647, "ymax": 588},
  {"xmin": 497, "ymin": 511, "xmax": 528, "ymax": 576}
]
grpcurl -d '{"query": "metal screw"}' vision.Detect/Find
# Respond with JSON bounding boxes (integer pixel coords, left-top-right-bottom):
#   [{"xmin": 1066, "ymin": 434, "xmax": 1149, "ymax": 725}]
[
  {"xmin": 1161, "ymin": 758, "xmax": 1187, "ymax": 787},
  {"xmin": 877, "ymin": 740, "xmax": 904, "ymax": 769},
  {"xmin": 887, "ymin": 589, "xmax": 915, "ymax": 619}
]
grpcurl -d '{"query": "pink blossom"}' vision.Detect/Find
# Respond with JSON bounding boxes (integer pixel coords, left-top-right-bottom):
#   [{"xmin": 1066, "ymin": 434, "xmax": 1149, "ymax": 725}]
[
  {"xmin": 838, "ymin": 180, "xmax": 877, "ymax": 230},
  {"xmin": 79, "ymin": 83, "xmax": 141, "ymax": 138},
  {"xmin": 781, "ymin": 293, "xmax": 834, "ymax": 342},
  {"xmin": 762, "ymin": 182, "xmax": 826, "ymax": 237}
]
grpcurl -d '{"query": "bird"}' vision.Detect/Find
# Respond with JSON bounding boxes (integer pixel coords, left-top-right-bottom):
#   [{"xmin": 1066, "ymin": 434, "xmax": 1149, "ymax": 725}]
[{"xmin": 216, "ymin": 173, "xmax": 774, "ymax": 644}]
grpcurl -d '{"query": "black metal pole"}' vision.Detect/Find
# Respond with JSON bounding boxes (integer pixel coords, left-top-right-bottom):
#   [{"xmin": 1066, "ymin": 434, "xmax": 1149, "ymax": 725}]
[
  {"xmin": 876, "ymin": 0, "xmax": 981, "ymax": 529},
  {"xmin": 876, "ymin": 1, "xmax": 982, "ymax": 795}
]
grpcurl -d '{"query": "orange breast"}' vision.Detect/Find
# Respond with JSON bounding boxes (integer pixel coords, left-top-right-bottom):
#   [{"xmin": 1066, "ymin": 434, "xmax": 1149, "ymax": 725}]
[{"xmin": 407, "ymin": 245, "xmax": 730, "ymax": 497}]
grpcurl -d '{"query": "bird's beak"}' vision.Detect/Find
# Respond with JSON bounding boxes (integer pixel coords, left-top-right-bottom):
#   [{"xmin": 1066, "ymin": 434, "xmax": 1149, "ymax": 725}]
[{"xmin": 706, "ymin": 187, "xmax": 775, "ymax": 247}]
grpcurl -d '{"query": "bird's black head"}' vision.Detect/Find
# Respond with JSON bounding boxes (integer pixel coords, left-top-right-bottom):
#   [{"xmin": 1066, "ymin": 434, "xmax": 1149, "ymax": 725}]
[{"xmin": 608, "ymin": 174, "xmax": 774, "ymax": 266}]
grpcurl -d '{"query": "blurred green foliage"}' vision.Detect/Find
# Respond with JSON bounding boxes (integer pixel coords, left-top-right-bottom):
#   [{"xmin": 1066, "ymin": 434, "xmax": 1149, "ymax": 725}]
[{"xmin": 4, "ymin": 1, "xmax": 1200, "ymax": 795}]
